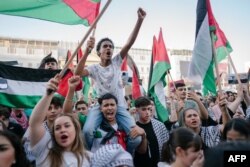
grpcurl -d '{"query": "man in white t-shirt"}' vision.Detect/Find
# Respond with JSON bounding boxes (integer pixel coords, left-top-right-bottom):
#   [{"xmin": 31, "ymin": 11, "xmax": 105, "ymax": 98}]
[{"xmin": 75, "ymin": 8, "xmax": 146, "ymax": 154}]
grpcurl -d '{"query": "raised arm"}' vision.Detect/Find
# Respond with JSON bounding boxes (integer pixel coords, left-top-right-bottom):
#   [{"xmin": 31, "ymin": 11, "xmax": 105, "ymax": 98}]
[
  {"xmin": 227, "ymin": 86, "xmax": 244, "ymax": 113},
  {"xmin": 187, "ymin": 91, "xmax": 208, "ymax": 120},
  {"xmin": 63, "ymin": 75, "xmax": 81, "ymax": 114},
  {"xmin": 120, "ymin": 8, "xmax": 146, "ymax": 59},
  {"xmin": 243, "ymin": 84, "xmax": 250, "ymax": 107},
  {"xmin": 74, "ymin": 37, "xmax": 95, "ymax": 76},
  {"xmin": 218, "ymin": 94, "xmax": 231, "ymax": 132},
  {"xmin": 29, "ymin": 75, "xmax": 59, "ymax": 147}
]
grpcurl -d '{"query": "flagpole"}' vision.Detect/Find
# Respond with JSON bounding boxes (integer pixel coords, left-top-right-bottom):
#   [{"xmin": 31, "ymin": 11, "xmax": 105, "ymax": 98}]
[
  {"xmin": 167, "ymin": 70, "xmax": 181, "ymax": 101},
  {"xmin": 210, "ymin": 32, "xmax": 222, "ymax": 93},
  {"xmin": 167, "ymin": 71, "xmax": 177, "ymax": 91},
  {"xmin": 59, "ymin": 0, "xmax": 112, "ymax": 78},
  {"xmin": 227, "ymin": 53, "xmax": 242, "ymax": 85}
]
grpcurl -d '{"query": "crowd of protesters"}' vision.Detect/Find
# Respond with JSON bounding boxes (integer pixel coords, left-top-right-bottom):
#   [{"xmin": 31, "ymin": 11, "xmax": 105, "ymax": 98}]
[{"xmin": 1, "ymin": 7, "xmax": 250, "ymax": 167}]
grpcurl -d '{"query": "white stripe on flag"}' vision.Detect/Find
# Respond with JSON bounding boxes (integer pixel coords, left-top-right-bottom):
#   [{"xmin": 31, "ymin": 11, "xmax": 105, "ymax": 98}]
[
  {"xmin": 188, "ymin": 14, "xmax": 212, "ymax": 84},
  {"xmin": 155, "ymin": 81, "xmax": 166, "ymax": 108},
  {"xmin": 0, "ymin": 78, "xmax": 46, "ymax": 96}
]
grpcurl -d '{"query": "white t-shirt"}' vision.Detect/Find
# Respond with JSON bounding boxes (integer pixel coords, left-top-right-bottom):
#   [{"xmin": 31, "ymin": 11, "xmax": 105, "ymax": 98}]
[
  {"xmin": 30, "ymin": 131, "xmax": 92, "ymax": 167},
  {"xmin": 86, "ymin": 54, "xmax": 127, "ymax": 107},
  {"xmin": 158, "ymin": 162, "xmax": 171, "ymax": 167}
]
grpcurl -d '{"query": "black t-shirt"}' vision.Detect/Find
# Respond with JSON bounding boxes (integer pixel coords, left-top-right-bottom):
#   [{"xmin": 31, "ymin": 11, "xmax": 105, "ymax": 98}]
[{"xmin": 134, "ymin": 121, "xmax": 159, "ymax": 167}]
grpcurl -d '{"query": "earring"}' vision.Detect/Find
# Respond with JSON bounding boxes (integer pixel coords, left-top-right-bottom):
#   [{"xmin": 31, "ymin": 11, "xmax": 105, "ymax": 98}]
[{"xmin": 12, "ymin": 160, "xmax": 16, "ymax": 164}]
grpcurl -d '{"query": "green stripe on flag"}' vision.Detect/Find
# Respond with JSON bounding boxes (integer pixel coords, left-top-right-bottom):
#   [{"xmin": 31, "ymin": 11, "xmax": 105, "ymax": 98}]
[
  {"xmin": 0, "ymin": 93, "xmax": 41, "ymax": 108},
  {"xmin": 0, "ymin": 0, "xmax": 100, "ymax": 25},
  {"xmin": 202, "ymin": 61, "xmax": 216, "ymax": 95},
  {"xmin": 149, "ymin": 62, "xmax": 170, "ymax": 91}
]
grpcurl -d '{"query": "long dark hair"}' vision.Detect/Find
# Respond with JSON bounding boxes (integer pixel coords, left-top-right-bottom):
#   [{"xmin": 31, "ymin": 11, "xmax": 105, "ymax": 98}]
[
  {"xmin": 161, "ymin": 127, "xmax": 202, "ymax": 164},
  {"xmin": 222, "ymin": 118, "xmax": 250, "ymax": 141},
  {"xmin": 0, "ymin": 130, "xmax": 31, "ymax": 167}
]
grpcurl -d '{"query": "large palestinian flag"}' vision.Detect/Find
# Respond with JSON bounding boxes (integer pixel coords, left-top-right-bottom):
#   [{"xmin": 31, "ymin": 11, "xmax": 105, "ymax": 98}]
[
  {"xmin": 188, "ymin": 0, "xmax": 232, "ymax": 95},
  {"xmin": 0, "ymin": 64, "xmax": 81, "ymax": 108},
  {"xmin": 0, "ymin": 0, "xmax": 101, "ymax": 25},
  {"xmin": 0, "ymin": 64, "xmax": 59, "ymax": 108}
]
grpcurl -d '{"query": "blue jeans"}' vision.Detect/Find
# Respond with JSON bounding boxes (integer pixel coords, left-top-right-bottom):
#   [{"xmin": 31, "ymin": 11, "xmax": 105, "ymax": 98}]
[{"xmin": 83, "ymin": 104, "xmax": 141, "ymax": 154}]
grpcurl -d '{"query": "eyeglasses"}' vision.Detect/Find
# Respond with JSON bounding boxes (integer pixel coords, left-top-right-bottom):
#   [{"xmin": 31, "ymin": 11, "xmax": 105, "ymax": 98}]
[{"xmin": 102, "ymin": 44, "xmax": 113, "ymax": 49}]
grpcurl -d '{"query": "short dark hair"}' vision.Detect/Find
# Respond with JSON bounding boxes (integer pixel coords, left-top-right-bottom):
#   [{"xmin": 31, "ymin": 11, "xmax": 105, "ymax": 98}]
[
  {"xmin": 96, "ymin": 38, "xmax": 114, "ymax": 54},
  {"xmin": 134, "ymin": 96, "xmax": 151, "ymax": 108},
  {"xmin": 98, "ymin": 93, "xmax": 118, "ymax": 105},
  {"xmin": 44, "ymin": 57, "xmax": 57, "ymax": 64},
  {"xmin": 75, "ymin": 100, "xmax": 88, "ymax": 108},
  {"xmin": 51, "ymin": 96, "xmax": 63, "ymax": 107}
]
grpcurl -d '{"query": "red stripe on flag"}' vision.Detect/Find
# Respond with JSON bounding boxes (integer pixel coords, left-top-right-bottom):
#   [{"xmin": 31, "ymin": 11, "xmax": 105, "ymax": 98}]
[
  {"xmin": 63, "ymin": 0, "xmax": 101, "ymax": 25},
  {"xmin": 121, "ymin": 56, "xmax": 128, "ymax": 71},
  {"xmin": 66, "ymin": 50, "xmax": 74, "ymax": 70},
  {"xmin": 206, "ymin": 0, "xmax": 228, "ymax": 48},
  {"xmin": 57, "ymin": 70, "xmax": 82, "ymax": 97},
  {"xmin": 132, "ymin": 65, "xmax": 142, "ymax": 99},
  {"xmin": 155, "ymin": 28, "xmax": 171, "ymax": 65}
]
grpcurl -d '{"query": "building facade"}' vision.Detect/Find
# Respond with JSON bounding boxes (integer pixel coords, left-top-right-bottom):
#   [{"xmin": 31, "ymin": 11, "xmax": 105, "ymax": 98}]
[{"xmin": 2, "ymin": 36, "xmax": 233, "ymax": 91}]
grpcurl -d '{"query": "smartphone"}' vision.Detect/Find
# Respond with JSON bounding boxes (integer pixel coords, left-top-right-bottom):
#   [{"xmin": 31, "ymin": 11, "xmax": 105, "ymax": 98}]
[{"xmin": 186, "ymin": 86, "xmax": 194, "ymax": 99}]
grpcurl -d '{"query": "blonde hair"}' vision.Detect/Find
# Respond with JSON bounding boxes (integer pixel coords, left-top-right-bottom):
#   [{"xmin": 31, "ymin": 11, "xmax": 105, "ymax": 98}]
[{"xmin": 48, "ymin": 113, "xmax": 89, "ymax": 167}]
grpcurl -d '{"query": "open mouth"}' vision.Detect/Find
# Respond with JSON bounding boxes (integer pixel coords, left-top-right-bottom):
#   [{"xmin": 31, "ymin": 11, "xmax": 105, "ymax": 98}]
[
  {"xmin": 107, "ymin": 112, "xmax": 114, "ymax": 116},
  {"xmin": 61, "ymin": 135, "xmax": 68, "ymax": 141},
  {"xmin": 106, "ymin": 51, "xmax": 111, "ymax": 56},
  {"xmin": 191, "ymin": 121, "xmax": 197, "ymax": 125}
]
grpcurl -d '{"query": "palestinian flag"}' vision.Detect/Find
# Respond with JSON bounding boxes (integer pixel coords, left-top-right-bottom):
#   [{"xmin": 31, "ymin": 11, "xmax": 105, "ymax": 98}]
[
  {"xmin": 121, "ymin": 55, "xmax": 142, "ymax": 100},
  {"xmin": 131, "ymin": 64, "xmax": 142, "ymax": 100},
  {"xmin": 0, "ymin": 64, "xmax": 82, "ymax": 108},
  {"xmin": 148, "ymin": 29, "xmax": 171, "ymax": 122},
  {"xmin": 0, "ymin": 64, "xmax": 59, "ymax": 108},
  {"xmin": 188, "ymin": 0, "xmax": 233, "ymax": 95},
  {"xmin": 0, "ymin": 0, "xmax": 101, "ymax": 25}
]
